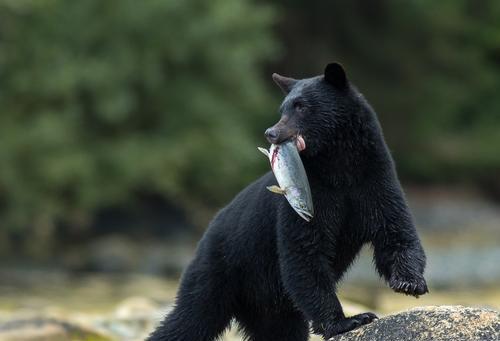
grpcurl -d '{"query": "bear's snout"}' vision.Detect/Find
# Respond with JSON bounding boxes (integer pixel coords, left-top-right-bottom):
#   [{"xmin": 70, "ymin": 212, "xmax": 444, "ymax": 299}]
[
  {"xmin": 265, "ymin": 127, "xmax": 280, "ymax": 144},
  {"xmin": 265, "ymin": 125, "xmax": 295, "ymax": 144},
  {"xmin": 265, "ymin": 116, "xmax": 297, "ymax": 145}
]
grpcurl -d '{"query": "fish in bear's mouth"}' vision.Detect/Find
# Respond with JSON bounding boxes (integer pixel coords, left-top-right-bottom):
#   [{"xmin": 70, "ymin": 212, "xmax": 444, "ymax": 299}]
[{"xmin": 270, "ymin": 134, "xmax": 306, "ymax": 169}]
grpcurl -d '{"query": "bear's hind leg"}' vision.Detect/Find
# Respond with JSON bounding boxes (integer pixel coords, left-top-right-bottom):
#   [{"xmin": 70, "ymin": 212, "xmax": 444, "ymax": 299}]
[
  {"xmin": 147, "ymin": 265, "xmax": 233, "ymax": 341},
  {"xmin": 236, "ymin": 310, "xmax": 309, "ymax": 341},
  {"xmin": 147, "ymin": 302, "xmax": 232, "ymax": 341}
]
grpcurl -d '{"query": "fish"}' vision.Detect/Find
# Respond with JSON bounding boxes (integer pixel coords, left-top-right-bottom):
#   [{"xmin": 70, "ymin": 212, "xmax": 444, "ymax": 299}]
[{"xmin": 258, "ymin": 137, "xmax": 314, "ymax": 222}]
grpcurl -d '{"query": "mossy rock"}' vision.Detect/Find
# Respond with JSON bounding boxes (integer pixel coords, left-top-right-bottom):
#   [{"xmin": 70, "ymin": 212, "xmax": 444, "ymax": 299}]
[{"xmin": 331, "ymin": 306, "xmax": 499, "ymax": 341}]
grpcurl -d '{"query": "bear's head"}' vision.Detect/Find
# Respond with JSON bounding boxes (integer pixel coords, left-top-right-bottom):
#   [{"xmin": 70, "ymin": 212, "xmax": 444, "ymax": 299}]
[{"xmin": 267, "ymin": 63, "xmax": 383, "ymax": 167}]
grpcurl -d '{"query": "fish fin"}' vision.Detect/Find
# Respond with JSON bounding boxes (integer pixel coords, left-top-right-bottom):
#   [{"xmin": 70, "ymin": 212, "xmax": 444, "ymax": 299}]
[
  {"xmin": 258, "ymin": 147, "xmax": 269, "ymax": 157},
  {"xmin": 267, "ymin": 185, "xmax": 286, "ymax": 195},
  {"xmin": 297, "ymin": 213, "xmax": 310, "ymax": 222},
  {"xmin": 296, "ymin": 209, "xmax": 313, "ymax": 222}
]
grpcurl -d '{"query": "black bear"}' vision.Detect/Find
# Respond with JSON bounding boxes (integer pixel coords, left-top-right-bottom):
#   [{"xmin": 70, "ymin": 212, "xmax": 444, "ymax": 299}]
[{"xmin": 148, "ymin": 63, "xmax": 428, "ymax": 341}]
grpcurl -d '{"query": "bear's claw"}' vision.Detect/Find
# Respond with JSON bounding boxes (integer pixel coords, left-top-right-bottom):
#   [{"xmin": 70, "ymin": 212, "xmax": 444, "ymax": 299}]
[
  {"xmin": 322, "ymin": 312, "xmax": 378, "ymax": 339},
  {"xmin": 389, "ymin": 275, "xmax": 428, "ymax": 297}
]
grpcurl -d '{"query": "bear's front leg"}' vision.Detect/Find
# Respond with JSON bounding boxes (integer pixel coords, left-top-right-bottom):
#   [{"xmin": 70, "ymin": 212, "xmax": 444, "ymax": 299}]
[
  {"xmin": 277, "ymin": 216, "xmax": 377, "ymax": 339},
  {"xmin": 370, "ymin": 191, "xmax": 428, "ymax": 297}
]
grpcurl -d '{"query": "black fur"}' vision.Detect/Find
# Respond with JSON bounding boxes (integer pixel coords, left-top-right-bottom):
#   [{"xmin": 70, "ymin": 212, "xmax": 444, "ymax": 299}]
[{"xmin": 148, "ymin": 63, "xmax": 427, "ymax": 341}]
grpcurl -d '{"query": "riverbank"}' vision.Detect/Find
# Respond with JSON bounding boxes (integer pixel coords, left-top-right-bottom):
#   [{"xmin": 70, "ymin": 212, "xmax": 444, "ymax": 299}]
[{"xmin": 0, "ymin": 271, "xmax": 499, "ymax": 340}]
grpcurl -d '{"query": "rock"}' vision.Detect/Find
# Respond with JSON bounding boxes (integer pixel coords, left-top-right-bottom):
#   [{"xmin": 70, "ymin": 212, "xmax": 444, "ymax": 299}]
[
  {"xmin": 0, "ymin": 318, "xmax": 113, "ymax": 341},
  {"xmin": 331, "ymin": 305, "xmax": 499, "ymax": 341},
  {"xmin": 96, "ymin": 296, "xmax": 168, "ymax": 340},
  {"xmin": 114, "ymin": 296, "xmax": 162, "ymax": 320}
]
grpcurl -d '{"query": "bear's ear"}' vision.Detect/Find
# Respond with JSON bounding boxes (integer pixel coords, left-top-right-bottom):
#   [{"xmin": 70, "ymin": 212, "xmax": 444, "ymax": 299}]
[
  {"xmin": 324, "ymin": 62, "xmax": 347, "ymax": 89},
  {"xmin": 272, "ymin": 73, "xmax": 297, "ymax": 94}
]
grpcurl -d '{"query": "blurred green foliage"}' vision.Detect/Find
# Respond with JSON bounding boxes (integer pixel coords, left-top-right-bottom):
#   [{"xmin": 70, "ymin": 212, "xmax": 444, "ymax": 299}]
[
  {"xmin": 0, "ymin": 0, "xmax": 500, "ymax": 242},
  {"xmin": 0, "ymin": 0, "xmax": 275, "ymax": 233}
]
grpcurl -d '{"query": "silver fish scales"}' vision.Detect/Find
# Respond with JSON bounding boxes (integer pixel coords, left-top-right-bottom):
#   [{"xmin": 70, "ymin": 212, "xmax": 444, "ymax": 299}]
[{"xmin": 258, "ymin": 139, "xmax": 314, "ymax": 222}]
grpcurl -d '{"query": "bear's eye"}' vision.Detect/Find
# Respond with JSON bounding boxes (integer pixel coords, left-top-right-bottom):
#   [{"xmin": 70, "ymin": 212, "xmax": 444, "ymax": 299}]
[{"xmin": 293, "ymin": 102, "xmax": 305, "ymax": 113}]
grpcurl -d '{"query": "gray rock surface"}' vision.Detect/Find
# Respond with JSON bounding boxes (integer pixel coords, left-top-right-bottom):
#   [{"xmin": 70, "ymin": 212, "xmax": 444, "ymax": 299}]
[{"xmin": 331, "ymin": 306, "xmax": 499, "ymax": 341}]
